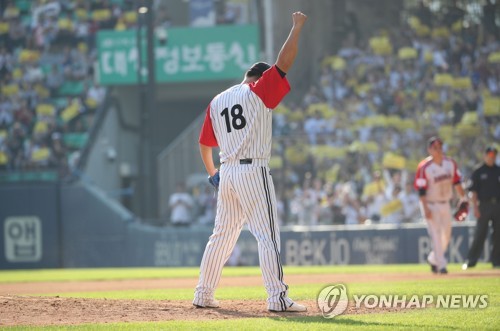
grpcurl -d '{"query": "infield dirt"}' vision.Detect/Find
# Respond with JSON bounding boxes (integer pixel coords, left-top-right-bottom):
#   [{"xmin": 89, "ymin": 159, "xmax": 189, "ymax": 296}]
[{"xmin": 1, "ymin": 271, "xmax": 498, "ymax": 326}]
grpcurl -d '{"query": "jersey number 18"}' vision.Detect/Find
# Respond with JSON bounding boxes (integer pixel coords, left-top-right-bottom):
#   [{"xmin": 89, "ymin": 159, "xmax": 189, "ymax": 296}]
[{"xmin": 221, "ymin": 104, "xmax": 246, "ymax": 133}]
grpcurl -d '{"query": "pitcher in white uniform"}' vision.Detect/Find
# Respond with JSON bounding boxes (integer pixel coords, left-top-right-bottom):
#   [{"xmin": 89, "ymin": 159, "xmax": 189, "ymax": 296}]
[
  {"xmin": 193, "ymin": 12, "xmax": 308, "ymax": 312},
  {"xmin": 414, "ymin": 136, "xmax": 467, "ymax": 274}
]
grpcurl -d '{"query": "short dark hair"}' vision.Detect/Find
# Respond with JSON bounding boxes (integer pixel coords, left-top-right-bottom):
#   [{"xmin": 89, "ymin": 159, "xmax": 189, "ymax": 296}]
[
  {"xmin": 246, "ymin": 62, "xmax": 271, "ymax": 78},
  {"xmin": 485, "ymin": 146, "xmax": 498, "ymax": 154},
  {"xmin": 427, "ymin": 136, "xmax": 442, "ymax": 147}
]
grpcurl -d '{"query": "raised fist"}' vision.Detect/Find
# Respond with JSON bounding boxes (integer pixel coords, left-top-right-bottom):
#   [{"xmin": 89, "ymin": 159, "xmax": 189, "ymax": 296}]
[{"xmin": 292, "ymin": 11, "xmax": 307, "ymax": 27}]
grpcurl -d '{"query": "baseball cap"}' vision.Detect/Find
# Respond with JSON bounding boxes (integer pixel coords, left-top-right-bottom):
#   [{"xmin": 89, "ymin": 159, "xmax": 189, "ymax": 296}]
[
  {"xmin": 246, "ymin": 62, "xmax": 271, "ymax": 78},
  {"xmin": 427, "ymin": 136, "xmax": 442, "ymax": 147},
  {"xmin": 485, "ymin": 146, "xmax": 498, "ymax": 154}
]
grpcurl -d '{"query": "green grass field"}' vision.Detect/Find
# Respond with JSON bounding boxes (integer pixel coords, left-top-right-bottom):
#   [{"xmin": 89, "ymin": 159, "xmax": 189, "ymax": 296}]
[{"xmin": 1, "ymin": 264, "xmax": 499, "ymax": 330}]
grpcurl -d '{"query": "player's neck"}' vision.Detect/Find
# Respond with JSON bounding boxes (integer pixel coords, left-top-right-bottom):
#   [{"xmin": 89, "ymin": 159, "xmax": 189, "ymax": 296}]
[
  {"xmin": 242, "ymin": 77, "xmax": 258, "ymax": 84},
  {"xmin": 432, "ymin": 155, "xmax": 443, "ymax": 165}
]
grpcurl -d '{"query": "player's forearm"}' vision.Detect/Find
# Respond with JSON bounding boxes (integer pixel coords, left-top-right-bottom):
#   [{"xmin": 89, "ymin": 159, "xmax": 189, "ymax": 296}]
[
  {"xmin": 276, "ymin": 13, "xmax": 307, "ymax": 73},
  {"xmin": 199, "ymin": 144, "xmax": 217, "ymax": 176},
  {"xmin": 455, "ymin": 183, "xmax": 466, "ymax": 200},
  {"xmin": 276, "ymin": 28, "xmax": 301, "ymax": 72}
]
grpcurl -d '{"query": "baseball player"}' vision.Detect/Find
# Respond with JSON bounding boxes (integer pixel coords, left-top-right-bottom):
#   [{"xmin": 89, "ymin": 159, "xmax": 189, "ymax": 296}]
[
  {"xmin": 193, "ymin": 12, "xmax": 308, "ymax": 312},
  {"xmin": 414, "ymin": 136, "xmax": 467, "ymax": 274}
]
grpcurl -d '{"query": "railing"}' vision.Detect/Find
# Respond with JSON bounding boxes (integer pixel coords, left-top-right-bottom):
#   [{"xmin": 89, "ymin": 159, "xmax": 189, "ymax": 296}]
[{"xmin": 0, "ymin": 170, "xmax": 59, "ymax": 182}]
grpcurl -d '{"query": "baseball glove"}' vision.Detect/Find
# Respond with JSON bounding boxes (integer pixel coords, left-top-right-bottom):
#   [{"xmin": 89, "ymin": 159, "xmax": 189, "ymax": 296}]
[
  {"xmin": 453, "ymin": 200, "xmax": 469, "ymax": 222},
  {"xmin": 208, "ymin": 171, "xmax": 220, "ymax": 189}
]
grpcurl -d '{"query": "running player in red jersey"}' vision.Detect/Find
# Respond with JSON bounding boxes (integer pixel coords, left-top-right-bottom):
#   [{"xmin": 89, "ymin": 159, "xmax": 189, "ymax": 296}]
[
  {"xmin": 194, "ymin": 12, "xmax": 307, "ymax": 312},
  {"xmin": 414, "ymin": 136, "xmax": 467, "ymax": 274}
]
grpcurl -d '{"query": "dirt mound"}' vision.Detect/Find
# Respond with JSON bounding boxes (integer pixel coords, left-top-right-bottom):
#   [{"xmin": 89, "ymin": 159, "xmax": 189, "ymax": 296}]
[{"xmin": 0, "ymin": 296, "xmax": 402, "ymax": 326}]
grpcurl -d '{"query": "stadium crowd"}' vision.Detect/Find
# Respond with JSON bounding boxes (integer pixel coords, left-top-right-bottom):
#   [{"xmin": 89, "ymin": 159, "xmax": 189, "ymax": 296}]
[
  {"xmin": 181, "ymin": 1, "xmax": 500, "ymax": 227},
  {"xmin": 0, "ymin": 0, "xmax": 131, "ymax": 177},
  {"xmin": 0, "ymin": 1, "xmax": 498, "ymax": 227}
]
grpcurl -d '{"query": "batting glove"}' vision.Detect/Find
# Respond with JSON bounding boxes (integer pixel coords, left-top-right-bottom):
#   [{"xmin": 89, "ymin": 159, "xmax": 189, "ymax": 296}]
[{"xmin": 208, "ymin": 171, "xmax": 220, "ymax": 189}]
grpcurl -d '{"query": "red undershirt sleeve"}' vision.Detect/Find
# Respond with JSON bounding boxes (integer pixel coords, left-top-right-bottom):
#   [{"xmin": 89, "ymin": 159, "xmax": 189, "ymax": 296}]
[
  {"xmin": 199, "ymin": 104, "xmax": 218, "ymax": 147},
  {"xmin": 249, "ymin": 65, "xmax": 290, "ymax": 109}
]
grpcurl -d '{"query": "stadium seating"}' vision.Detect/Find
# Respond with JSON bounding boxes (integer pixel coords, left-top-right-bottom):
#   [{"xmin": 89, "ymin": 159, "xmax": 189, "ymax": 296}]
[{"xmin": 0, "ymin": 0, "xmax": 142, "ymax": 180}]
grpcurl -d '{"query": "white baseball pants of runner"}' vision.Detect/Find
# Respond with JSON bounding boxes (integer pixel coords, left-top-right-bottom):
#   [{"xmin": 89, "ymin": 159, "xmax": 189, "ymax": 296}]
[
  {"xmin": 194, "ymin": 159, "xmax": 292, "ymax": 311},
  {"xmin": 425, "ymin": 201, "xmax": 452, "ymax": 270}
]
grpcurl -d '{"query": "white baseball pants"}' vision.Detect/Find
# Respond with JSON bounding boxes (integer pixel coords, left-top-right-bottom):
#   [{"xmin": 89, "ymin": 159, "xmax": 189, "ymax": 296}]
[
  {"xmin": 194, "ymin": 159, "xmax": 291, "ymax": 311},
  {"xmin": 425, "ymin": 201, "xmax": 452, "ymax": 270}
]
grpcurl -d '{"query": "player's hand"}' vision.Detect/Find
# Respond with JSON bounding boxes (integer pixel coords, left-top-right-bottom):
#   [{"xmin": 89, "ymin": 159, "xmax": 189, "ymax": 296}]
[
  {"xmin": 292, "ymin": 11, "xmax": 307, "ymax": 28},
  {"xmin": 208, "ymin": 171, "xmax": 220, "ymax": 189}
]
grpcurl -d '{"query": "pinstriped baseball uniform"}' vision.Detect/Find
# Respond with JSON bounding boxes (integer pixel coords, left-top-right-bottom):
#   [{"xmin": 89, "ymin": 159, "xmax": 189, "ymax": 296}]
[
  {"xmin": 414, "ymin": 156, "xmax": 462, "ymax": 270},
  {"xmin": 194, "ymin": 65, "xmax": 293, "ymax": 311}
]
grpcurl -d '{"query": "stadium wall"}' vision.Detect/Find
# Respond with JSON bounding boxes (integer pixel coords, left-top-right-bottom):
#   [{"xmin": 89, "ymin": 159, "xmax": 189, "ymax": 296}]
[
  {"xmin": 0, "ymin": 183, "xmax": 62, "ymax": 269},
  {"xmin": 83, "ymin": 94, "xmax": 139, "ymax": 198},
  {"xmin": 0, "ymin": 182, "xmax": 490, "ymax": 268}
]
